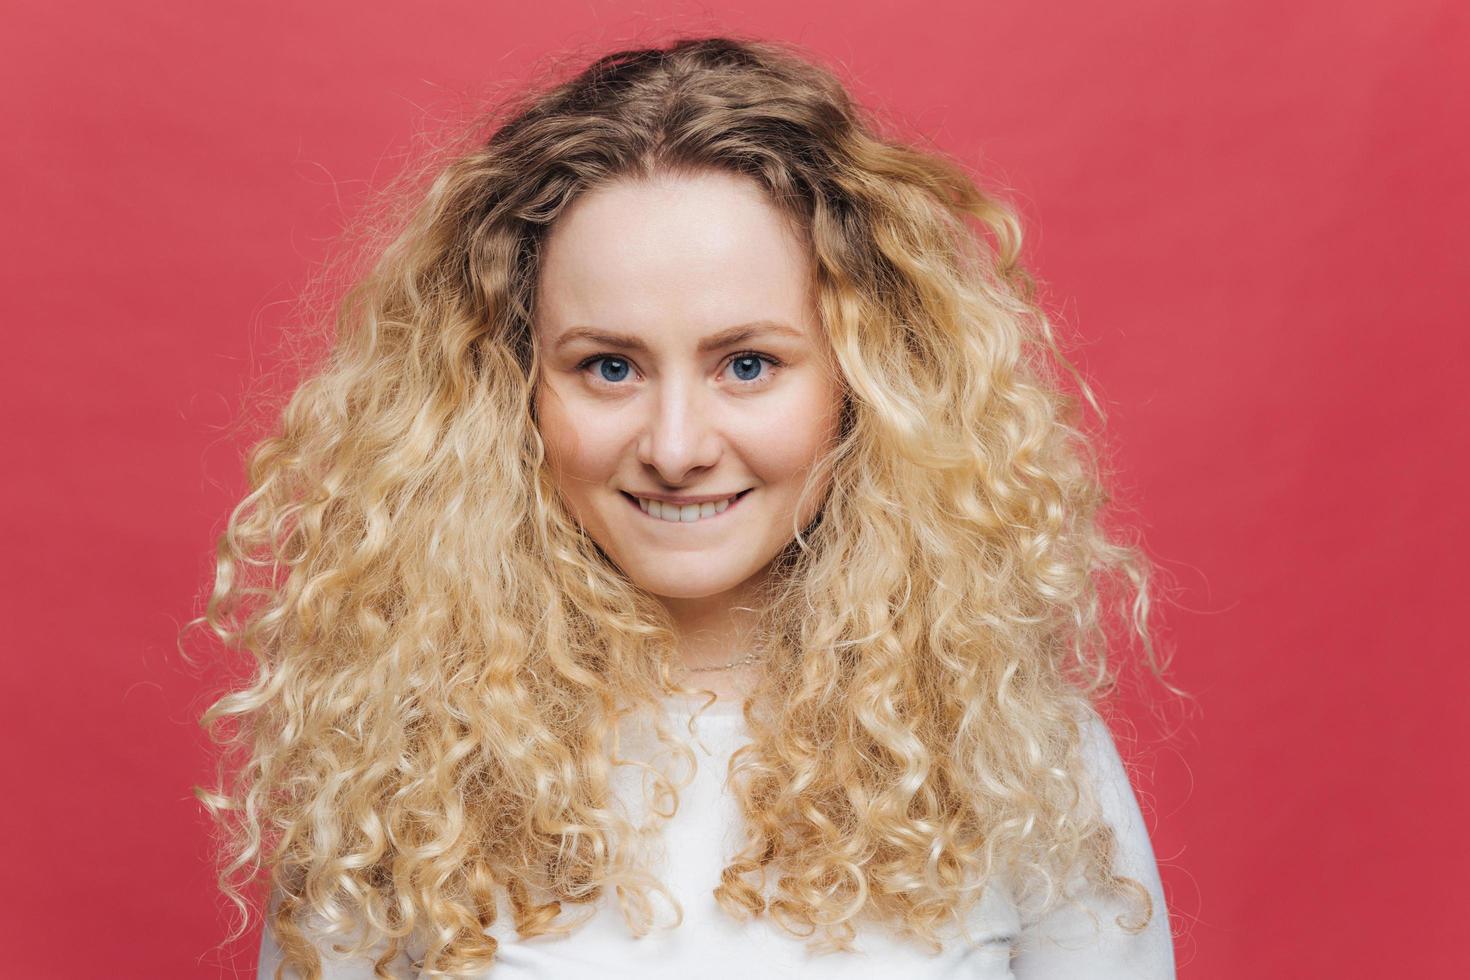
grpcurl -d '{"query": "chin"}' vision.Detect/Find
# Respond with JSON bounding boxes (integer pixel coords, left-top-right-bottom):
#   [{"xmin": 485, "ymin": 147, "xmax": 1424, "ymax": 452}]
[
  {"xmin": 619, "ymin": 555, "xmax": 759, "ymax": 601},
  {"xmin": 633, "ymin": 572, "xmax": 743, "ymax": 601}
]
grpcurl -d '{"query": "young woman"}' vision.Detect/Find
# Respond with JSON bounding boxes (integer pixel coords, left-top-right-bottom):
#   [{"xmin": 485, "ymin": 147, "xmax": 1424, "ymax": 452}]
[{"xmin": 196, "ymin": 35, "xmax": 1181, "ymax": 979}]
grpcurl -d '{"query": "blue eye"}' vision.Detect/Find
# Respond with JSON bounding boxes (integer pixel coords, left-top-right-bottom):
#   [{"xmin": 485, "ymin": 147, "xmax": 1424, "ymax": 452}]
[
  {"xmin": 575, "ymin": 351, "xmax": 783, "ymax": 388},
  {"xmin": 730, "ymin": 354, "xmax": 766, "ymax": 382},
  {"xmin": 595, "ymin": 357, "xmax": 631, "ymax": 383}
]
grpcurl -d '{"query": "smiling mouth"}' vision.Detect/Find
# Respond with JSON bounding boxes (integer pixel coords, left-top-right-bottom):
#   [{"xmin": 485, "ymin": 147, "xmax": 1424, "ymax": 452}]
[{"xmin": 621, "ymin": 489, "xmax": 753, "ymax": 524}]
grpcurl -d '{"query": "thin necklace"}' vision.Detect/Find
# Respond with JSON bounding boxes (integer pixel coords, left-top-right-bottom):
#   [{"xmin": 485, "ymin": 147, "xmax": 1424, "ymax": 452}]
[{"xmin": 678, "ymin": 651, "xmax": 764, "ymax": 673}]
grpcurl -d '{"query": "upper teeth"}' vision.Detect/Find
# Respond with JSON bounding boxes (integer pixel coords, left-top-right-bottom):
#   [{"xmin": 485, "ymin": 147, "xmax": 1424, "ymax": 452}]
[{"xmin": 636, "ymin": 493, "xmax": 742, "ymax": 523}]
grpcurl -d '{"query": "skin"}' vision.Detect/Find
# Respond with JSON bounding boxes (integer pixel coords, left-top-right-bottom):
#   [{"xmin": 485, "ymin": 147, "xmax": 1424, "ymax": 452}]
[{"xmin": 532, "ymin": 168, "xmax": 844, "ymax": 697}]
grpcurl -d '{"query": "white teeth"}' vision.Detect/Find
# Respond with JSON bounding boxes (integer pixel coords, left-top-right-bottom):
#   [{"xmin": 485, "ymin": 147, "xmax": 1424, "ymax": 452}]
[{"xmin": 636, "ymin": 492, "xmax": 743, "ymax": 523}]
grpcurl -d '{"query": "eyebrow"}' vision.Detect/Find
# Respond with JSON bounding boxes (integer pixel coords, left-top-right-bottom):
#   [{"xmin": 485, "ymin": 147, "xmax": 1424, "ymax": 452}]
[{"xmin": 551, "ymin": 320, "xmax": 806, "ymax": 354}]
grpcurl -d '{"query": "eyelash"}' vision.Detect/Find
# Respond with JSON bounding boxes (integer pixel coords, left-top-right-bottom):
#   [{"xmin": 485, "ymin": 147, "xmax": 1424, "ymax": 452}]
[{"xmin": 574, "ymin": 351, "xmax": 784, "ymax": 389}]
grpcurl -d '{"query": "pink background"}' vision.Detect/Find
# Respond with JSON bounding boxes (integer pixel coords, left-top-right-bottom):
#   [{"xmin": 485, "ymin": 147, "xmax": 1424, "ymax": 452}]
[{"xmin": 3, "ymin": 1, "xmax": 1465, "ymax": 976}]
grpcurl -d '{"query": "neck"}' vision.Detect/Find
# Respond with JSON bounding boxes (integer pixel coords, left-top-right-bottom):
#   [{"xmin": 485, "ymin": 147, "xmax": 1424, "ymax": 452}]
[{"xmin": 657, "ymin": 577, "xmax": 767, "ymax": 695}]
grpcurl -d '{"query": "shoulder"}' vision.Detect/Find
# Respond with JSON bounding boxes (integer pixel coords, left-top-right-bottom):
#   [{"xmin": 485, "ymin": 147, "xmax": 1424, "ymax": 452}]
[
  {"xmin": 257, "ymin": 888, "xmax": 418, "ymax": 980},
  {"xmin": 1076, "ymin": 708, "xmax": 1146, "ymax": 830},
  {"xmin": 1010, "ymin": 706, "xmax": 1176, "ymax": 978}
]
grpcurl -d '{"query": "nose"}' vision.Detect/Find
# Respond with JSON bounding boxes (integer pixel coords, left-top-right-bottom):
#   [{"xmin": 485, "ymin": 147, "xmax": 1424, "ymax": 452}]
[{"xmin": 636, "ymin": 374, "xmax": 722, "ymax": 485}]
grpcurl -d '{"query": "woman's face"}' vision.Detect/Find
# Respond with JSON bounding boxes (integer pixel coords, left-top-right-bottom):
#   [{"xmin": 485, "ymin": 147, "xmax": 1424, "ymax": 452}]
[{"xmin": 532, "ymin": 169, "xmax": 843, "ymax": 602}]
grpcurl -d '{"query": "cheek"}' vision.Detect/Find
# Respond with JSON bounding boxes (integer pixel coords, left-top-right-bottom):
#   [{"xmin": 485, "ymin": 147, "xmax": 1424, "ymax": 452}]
[
  {"xmin": 534, "ymin": 384, "xmax": 583, "ymax": 477},
  {"xmin": 534, "ymin": 383, "xmax": 619, "ymax": 483},
  {"xmin": 757, "ymin": 382, "xmax": 843, "ymax": 479}
]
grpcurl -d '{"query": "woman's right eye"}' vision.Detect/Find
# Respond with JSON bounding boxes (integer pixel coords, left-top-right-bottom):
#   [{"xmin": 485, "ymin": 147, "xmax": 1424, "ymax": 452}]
[{"xmin": 578, "ymin": 356, "xmax": 633, "ymax": 385}]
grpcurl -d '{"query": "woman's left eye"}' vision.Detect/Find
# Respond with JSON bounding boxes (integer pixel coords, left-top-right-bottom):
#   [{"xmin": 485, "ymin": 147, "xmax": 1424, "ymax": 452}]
[
  {"xmin": 576, "ymin": 351, "xmax": 782, "ymax": 387},
  {"xmin": 725, "ymin": 352, "xmax": 781, "ymax": 384}
]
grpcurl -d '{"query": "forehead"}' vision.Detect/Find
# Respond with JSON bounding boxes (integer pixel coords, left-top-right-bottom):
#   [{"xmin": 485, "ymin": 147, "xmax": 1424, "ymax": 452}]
[{"xmin": 534, "ymin": 170, "xmax": 816, "ymax": 340}]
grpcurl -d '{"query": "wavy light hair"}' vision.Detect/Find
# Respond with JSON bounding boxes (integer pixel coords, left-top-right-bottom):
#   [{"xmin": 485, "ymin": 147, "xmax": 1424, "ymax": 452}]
[{"xmin": 192, "ymin": 34, "xmax": 1181, "ymax": 979}]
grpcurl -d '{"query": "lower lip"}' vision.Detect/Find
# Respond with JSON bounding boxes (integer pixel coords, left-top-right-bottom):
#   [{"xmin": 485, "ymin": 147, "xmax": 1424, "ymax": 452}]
[{"xmin": 623, "ymin": 489, "xmax": 753, "ymax": 524}]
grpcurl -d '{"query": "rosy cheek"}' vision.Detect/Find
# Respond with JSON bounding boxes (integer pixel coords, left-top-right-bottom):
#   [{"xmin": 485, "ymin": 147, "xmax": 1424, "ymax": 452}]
[{"xmin": 534, "ymin": 393, "xmax": 583, "ymax": 471}]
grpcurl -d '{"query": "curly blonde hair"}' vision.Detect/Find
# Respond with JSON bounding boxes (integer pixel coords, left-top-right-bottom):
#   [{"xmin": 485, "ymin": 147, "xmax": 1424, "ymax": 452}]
[{"xmin": 191, "ymin": 34, "xmax": 1181, "ymax": 979}]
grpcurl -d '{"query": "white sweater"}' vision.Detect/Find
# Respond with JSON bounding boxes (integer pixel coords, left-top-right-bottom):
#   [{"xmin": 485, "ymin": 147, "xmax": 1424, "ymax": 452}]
[{"xmin": 258, "ymin": 697, "xmax": 1174, "ymax": 978}]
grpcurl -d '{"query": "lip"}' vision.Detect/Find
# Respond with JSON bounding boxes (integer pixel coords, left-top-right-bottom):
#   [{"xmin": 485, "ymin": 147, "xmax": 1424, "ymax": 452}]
[
  {"xmin": 622, "ymin": 489, "xmax": 748, "ymax": 505},
  {"xmin": 622, "ymin": 488, "xmax": 752, "ymax": 523}
]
